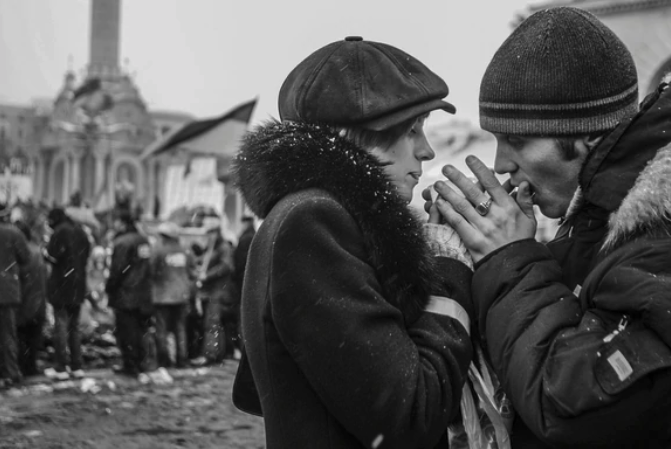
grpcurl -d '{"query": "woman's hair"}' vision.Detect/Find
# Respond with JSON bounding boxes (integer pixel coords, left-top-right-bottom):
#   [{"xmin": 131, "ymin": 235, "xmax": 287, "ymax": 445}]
[{"xmin": 338, "ymin": 115, "xmax": 419, "ymax": 151}]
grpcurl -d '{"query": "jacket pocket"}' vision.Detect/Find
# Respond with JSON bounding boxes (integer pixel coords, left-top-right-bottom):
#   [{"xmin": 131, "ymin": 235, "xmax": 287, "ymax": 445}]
[{"xmin": 595, "ymin": 321, "xmax": 671, "ymax": 395}]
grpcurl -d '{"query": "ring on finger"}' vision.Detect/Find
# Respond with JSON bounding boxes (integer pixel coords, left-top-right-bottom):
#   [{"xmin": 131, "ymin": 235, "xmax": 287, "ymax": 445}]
[{"xmin": 475, "ymin": 198, "xmax": 493, "ymax": 216}]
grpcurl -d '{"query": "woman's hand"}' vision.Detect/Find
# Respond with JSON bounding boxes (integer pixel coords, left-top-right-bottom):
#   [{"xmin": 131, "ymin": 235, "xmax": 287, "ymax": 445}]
[{"xmin": 431, "ymin": 156, "xmax": 537, "ymax": 262}]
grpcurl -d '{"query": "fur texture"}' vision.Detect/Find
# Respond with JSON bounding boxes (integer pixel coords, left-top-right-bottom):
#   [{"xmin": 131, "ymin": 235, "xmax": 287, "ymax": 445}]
[
  {"xmin": 233, "ymin": 120, "xmax": 438, "ymax": 317},
  {"xmin": 603, "ymin": 143, "xmax": 671, "ymax": 250}
]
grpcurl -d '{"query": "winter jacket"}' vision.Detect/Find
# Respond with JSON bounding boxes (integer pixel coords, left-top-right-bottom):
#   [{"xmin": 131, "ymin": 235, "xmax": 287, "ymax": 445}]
[
  {"xmin": 233, "ymin": 226, "xmax": 255, "ymax": 289},
  {"xmin": 106, "ymin": 227, "xmax": 153, "ymax": 313},
  {"xmin": 151, "ymin": 238, "xmax": 195, "ymax": 305},
  {"xmin": 18, "ymin": 241, "xmax": 47, "ymax": 325},
  {"xmin": 195, "ymin": 236, "xmax": 235, "ymax": 306},
  {"xmin": 45, "ymin": 219, "xmax": 90, "ymax": 308},
  {"xmin": 231, "ymin": 121, "xmax": 473, "ymax": 449},
  {"xmin": 0, "ymin": 222, "xmax": 30, "ymax": 306},
  {"xmin": 473, "ymin": 81, "xmax": 671, "ymax": 448}
]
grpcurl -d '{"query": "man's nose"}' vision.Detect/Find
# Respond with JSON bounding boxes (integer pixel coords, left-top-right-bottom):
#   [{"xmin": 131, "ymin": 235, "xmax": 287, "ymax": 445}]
[{"xmin": 493, "ymin": 144, "xmax": 516, "ymax": 175}]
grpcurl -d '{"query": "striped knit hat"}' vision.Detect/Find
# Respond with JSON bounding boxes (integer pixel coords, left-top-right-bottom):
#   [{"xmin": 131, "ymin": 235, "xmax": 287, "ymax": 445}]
[{"xmin": 480, "ymin": 7, "xmax": 638, "ymax": 136}]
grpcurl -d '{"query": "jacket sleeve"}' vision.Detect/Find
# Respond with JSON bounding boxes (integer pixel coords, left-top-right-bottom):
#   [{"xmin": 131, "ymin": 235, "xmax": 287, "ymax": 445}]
[
  {"xmin": 270, "ymin": 199, "xmax": 472, "ymax": 449},
  {"xmin": 45, "ymin": 228, "xmax": 66, "ymax": 264},
  {"xmin": 473, "ymin": 239, "xmax": 671, "ymax": 447},
  {"xmin": 202, "ymin": 242, "xmax": 234, "ymax": 283},
  {"xmin": 105, "ymin": 240, "xmax": 129, "ymax": 296},
  {"xmin": 14, "ymin": 231, "xmax": 32, "ymax": 300}
]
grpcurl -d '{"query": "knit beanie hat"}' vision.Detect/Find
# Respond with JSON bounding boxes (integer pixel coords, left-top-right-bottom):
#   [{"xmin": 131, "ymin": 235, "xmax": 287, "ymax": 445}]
[{"xmin": 480, "ymin": 7, "xmax": 638, "ymax": 136}]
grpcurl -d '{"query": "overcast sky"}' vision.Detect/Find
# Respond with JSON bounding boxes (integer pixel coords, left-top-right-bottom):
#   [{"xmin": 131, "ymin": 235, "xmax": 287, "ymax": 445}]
[{"xmin": 0, "ymin": 0, "xmax": 539, "ymax": 129}]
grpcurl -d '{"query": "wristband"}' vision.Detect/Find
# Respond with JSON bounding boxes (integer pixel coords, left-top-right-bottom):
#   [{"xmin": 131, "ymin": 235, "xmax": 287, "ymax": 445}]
[{"xmin": 425, "ymin": 295, "xmax": 470, "ymax": 335}]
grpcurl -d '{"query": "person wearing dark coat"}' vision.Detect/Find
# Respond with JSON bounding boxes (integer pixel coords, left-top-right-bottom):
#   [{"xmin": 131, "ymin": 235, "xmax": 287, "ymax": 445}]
[
  {"xmin": 232, "ymin": 215, "xmax": 255, "ymax": 291},
  {"xmin": 0, "ymin": 205, "xmax": 31, "ymax": 388},
  {"xmin": 14, "ymin": 220, "xmax": 47, "ymax": 377},
  {"xmin": 430, "ymin": 7, "xmax": 671, "ymax": 448},
  {"xmin": 229, "ymin": 216, "xmax": 255, "ymax": 358},
  {"xmin": 194, "ymin": 217, "xmax": 235, "ymax": 364},
  {"xmin": 44, "ymin": 207, "xmax": 91, "ymax": 380},
  {"xmin": 232, "ymin": 37, "xmax": 473, "ymax": 449},
  {"xmin": 105, "ymin": 210, "xmax": 154, "ymax": 376}
]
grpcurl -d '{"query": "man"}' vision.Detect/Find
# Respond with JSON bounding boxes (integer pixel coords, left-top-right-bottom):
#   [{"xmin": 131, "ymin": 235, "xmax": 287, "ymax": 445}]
[
  {"xmin": 194, "ymin": 216, "xmax": 235, "ymax": 365},
  {"xmin": 0, "ymin": 204, "xmax": 30, "ymax": 389},
  {"xmin": 230, "ymin": 215, "xmax": 255, "ymax": 358},
  {"xmin": 15, "ymin": 220, "xmax": 47, "ymax": 378},
  {"xmin": 106, "ymin": 210, "xmax": 154, "ymax": 376},
  {"xmin": 430, "ymin": 7, "xmax": 671, "ymax": 448},
  {"xmin": 233, "ymin": 215, "xmax": 255, "ymax": 292},
  {"xmin": 151, "ymin": 222, "xmax": 194, "ymax": 368},
  {"xmin": 44, "ymin": 207, "xmax": 91, "ymax": 380}
]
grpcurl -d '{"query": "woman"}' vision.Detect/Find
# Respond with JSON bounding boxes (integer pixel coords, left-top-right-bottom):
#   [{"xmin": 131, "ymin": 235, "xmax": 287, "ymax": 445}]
[{"xmin": 232, "ymin": 36, "xmax": 474, "ymax": 449}]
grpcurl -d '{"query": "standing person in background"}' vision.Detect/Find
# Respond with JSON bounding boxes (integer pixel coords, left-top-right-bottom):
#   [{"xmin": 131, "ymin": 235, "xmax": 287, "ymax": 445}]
[
  {"xmin": 428, "ymin": 7, "xmax": 671, "ymax": 447},
  {"xmin": 151, "ymin": 222, "xmax": 195, "ymax": 369},
  {"xmin": 0, "ymin": 204, "xmax": 30, "ymax": 389},
  {"xmin": 14, "ymin": 220, "xmax": 47, "ymax": 378},
  {"xmin": 44, "ymin": 207, "xmax": 91, "ymax": 381},
  {"xmin": 194, "ymin": 217, "xmax": 235, "ymax": 365},
  {"xmin": 106, "ymin": 210, "xmax": 154, "ymax": 377},
  {"xmin": 230, "ymin": 215, "xmax": 255, "ymax": 359}
]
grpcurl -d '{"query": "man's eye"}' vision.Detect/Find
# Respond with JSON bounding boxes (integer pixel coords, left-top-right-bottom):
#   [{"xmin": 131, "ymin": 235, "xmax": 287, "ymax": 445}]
[{"xmin": 507, "ymin": 136, "xmax": 523, "ymax": 148}]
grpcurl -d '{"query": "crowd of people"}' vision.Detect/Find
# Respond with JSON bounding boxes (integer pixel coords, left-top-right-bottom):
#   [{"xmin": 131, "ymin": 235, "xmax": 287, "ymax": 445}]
[{"xmin": 0, "ymin": 200, "xmax": 255, "ymax": 387}]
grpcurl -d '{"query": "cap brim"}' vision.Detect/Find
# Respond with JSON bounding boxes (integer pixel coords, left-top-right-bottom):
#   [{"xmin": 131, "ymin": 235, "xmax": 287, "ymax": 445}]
[{"xmin": 362, "ymin": 99, "xmax": 456, "ymax": 131}]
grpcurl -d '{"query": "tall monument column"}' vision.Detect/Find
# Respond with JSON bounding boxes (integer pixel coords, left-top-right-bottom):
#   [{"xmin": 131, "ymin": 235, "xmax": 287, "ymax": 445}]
[{"xmin": 89, "ymin": 0, "xmax": 121, "ymax": 77}]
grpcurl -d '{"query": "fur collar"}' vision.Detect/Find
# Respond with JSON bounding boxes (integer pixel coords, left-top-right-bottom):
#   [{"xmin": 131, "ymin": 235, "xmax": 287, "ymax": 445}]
[
  {"xmin": 603, "ymin": 143, "xmax": 671, "ymax": 251},
  {"xmin": 233, "ymin": 120, "xmax": 437, "ymax": 319},
  {"xmin": 562, "ymin": 82, "xmax": 671, "ymax": 253}
]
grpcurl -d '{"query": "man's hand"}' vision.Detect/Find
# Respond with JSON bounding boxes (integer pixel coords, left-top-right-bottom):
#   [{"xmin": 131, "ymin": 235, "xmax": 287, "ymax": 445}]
[{"xmin": 432, "ymin": 156, "xmax": 537, "ymax": 262}]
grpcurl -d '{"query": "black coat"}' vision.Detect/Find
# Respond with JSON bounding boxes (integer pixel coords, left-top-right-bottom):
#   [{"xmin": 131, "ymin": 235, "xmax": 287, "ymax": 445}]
[
  {"xmin": 473, "ymin": 82, "xmax": 671, "ymax": 448},
  {"xmin": 45, "ymin": 219, "xmax": 90, "ymax": 308},
  {"xmin": 106, "ymin": 228, "xmax": 153, "ymax": 313},
  {"xmin": 0, "ymin": 222, "xmax": 30, "ymax": 307},
  {"xmin": 232, "ymin": 121, "xmax": 473, "ymax": 449},
  {"xmin": 233, "ymin": 226, "xmax": 255, "ymax": 288}
]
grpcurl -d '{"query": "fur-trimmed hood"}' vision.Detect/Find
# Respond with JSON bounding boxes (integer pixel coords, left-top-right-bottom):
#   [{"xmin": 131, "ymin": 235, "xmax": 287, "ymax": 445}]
[
  {"xmin": 566, "ymin": 81, "xmax": 671, "ymax": 252},
  {"xmin": 233, "ymin": 120, "xmax": 438, "ymax": 317}
]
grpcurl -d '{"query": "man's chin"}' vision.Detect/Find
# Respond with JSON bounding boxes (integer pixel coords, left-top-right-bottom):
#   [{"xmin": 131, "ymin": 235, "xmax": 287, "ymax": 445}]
[{"xmin": 538, "ymin": 204, "xmax": 565, "ymax": 220}]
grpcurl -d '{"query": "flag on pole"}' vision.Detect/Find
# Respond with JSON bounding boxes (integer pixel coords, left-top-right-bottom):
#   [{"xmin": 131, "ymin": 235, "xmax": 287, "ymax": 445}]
[{"xmin": 141, "ymin": 98, "xmax": 257, "ymax": 165}]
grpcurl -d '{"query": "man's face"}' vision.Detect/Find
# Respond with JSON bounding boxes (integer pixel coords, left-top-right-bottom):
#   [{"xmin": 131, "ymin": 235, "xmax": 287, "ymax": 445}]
[
  {"xmin": 493, "ymin": 134, "xmax": 588, "ymax": 219},
  {"xmin": 112, "ymin": 219, "xmax": 125, "ymax": 233}
]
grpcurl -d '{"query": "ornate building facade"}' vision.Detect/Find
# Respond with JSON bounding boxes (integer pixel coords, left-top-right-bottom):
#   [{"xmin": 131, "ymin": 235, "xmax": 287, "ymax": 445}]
[{"xmin": 34, "ymin": 0, "xmax": 187, "ymax": 214}]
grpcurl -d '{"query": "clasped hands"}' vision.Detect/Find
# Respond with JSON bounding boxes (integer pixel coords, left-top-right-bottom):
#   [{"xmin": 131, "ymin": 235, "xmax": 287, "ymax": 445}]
[{"xmin": 424, "ymin": 156, "xmax": 537, "ymax": 263}]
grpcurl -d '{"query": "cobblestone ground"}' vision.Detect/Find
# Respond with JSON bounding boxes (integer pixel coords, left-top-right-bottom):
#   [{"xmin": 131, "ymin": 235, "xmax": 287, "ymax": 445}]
[{"xmin": 0, "ymin": 361, "xmax": 265, "ymax": 449}]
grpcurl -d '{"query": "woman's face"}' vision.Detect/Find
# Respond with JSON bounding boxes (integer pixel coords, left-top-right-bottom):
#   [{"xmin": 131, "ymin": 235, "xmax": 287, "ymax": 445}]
[{"xmin": 369, "ymin": 115, "xmax": 435, "ymax": 203}]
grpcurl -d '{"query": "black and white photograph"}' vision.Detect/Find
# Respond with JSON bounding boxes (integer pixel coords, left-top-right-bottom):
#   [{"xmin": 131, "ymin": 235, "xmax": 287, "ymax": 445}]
[{"xmin": 1, "ymin": 0, "xmax": 671, "ymax": 448}]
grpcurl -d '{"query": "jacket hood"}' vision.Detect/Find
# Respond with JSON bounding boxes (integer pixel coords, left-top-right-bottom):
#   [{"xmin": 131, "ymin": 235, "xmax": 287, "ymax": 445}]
[
  {"xmin": 233, "ymin": 120, "xmax": 438, "ymax": 319},
  {"xmin": 580, "ymin": 81, "xmax": 671, "ymax": 213},
  {"xmin": 564, "ymin": 82, "xmax": 671, "ymax": 251},
  {"xmin": 603, "ymin": 142, "xmax": 671, "ymax": 250}
]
